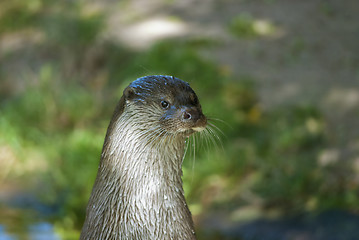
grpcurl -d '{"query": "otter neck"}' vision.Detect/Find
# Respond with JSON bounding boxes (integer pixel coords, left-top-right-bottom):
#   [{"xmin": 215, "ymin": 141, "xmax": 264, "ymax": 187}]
[{"xmin": 80, "ymin": 114, "xmax": 196, "ymax": 240}]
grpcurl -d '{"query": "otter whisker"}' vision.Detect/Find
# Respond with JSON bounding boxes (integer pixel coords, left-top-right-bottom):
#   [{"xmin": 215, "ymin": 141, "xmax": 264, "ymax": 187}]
[
  {"xmin": 207, "ymin": 121, "xmax": 226, "ymax": 138},
  {"xmin": 207, "ymin": 117, "xmax": 232, "ymax": 129},
  {"xmin": 195, "ymin": 130, "xmax": 204, "ymax": 151},
  {"xmin": 137, "ymin": 126, "xmax": 166, "ymax": 157},
  {"xmin": 204, "ymin": 128, "xmax": 214, "ymax": 153},
  {"xmin": 155, "ymin": 129, "xmax": 167, "ymax": 147},
  {"xmin": 136, "ymin": 126, "xmax": 156, "ymax": 142},
  {"xmin": 183, "ymin": 136, "xmax": 190, "ymax": 165},
  {"xmin": 141, "ymin": 126, "xmax": 162, "ymax": 143},
  {"xmin": 206, "ymin": 124, "xmax": 222, "ymax": 144},
  {"xmin": 153, "ymin": 129, "xmax": 174, "ymax": 153},
  {"xmin": 148, "ymin": 128, "xmax": 166, "ymax": 150},
  {"xmin": 204, "ymin": 126, "xmax": 222, "ymax": 152},
  {"xmin": 199, "ymin": 129, "xmax": 211, "ymax": 153},
  {"xmin": 191, "ymin": 134, "xmax": 196, "ymax": 182}
]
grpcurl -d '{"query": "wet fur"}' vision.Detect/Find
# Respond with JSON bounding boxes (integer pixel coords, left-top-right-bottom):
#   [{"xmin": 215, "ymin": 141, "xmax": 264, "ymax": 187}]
[{"xmin": 80, "ymin": 76, "xmax": 206, "ymax": 240}]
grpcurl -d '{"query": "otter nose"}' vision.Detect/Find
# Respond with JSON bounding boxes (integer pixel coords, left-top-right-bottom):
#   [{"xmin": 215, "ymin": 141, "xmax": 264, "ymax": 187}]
[{"xmin": 182, "ymin": 108, "xmax": 200, "ymax": 121}]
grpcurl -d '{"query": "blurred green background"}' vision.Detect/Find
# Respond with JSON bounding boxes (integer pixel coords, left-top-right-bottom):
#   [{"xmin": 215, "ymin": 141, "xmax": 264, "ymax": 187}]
[{"xmin": 1, "ymin": 0, "xmax": 359, "ymax": 239}]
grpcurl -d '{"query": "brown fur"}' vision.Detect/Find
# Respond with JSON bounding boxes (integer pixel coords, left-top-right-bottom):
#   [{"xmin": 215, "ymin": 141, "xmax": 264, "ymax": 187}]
[{"xmin": 80, "ymin": 76, "xmax": 206, "ymax": 240}]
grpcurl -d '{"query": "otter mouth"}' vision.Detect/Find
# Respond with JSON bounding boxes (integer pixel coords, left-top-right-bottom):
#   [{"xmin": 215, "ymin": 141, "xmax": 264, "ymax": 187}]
[
  {"xmin": 184, "ymin": 118, "xmax": 207, "ymax": 136},
  {"xmin": 182, "ymin": 129, "xmax": 195, "ymax": 137},
  {"xmin": 192, "ymin": 126, "xmax": 206, "ymax": 132},
  {"xmin": 180, "ymin": 125, "xmax": 206, "ymax": 137}
]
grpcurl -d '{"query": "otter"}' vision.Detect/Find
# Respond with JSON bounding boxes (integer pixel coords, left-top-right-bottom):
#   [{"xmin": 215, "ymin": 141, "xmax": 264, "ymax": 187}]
[{"xmin": 80, "ymin": 75, "xmax": 207, "ymax": 240}]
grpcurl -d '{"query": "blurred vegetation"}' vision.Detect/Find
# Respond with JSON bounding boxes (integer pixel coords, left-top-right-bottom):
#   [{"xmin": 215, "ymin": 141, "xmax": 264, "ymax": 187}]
[
  {"xmin": 1, "ymin": 0, "xmax": 358, "ymax": 239},
  {"xmin": 228, "ymin": 13, "xmax": 277, "ymax": 38}
]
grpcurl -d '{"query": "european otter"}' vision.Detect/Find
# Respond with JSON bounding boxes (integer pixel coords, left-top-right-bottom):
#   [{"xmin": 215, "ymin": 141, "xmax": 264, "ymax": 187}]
[{"xmin": 80, "ymin": 75, "xmax": 207, "ymax": 240}]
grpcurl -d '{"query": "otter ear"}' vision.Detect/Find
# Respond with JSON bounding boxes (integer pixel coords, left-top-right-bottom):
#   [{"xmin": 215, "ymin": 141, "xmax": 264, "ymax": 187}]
[{"xmin": 123, "ymin": 87, "xmax": 136, "ymax": 101}]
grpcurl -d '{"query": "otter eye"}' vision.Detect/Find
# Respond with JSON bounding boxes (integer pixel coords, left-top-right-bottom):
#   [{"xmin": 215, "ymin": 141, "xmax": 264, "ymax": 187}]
[{"xmin": 161, "ymin": 100, "xmax": 170, "ymax": 109}]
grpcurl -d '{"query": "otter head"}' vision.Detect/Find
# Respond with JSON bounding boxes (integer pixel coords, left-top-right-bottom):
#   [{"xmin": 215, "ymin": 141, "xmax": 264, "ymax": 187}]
[{"xmin": 122, "ymin": 75, "xmax": 207, "ymax": 137}]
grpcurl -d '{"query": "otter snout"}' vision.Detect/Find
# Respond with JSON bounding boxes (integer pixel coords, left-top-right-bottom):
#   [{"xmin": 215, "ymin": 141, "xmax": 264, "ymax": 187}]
[
  {"xmin": 181, "ymin": 107, "xmax": 207, "ymax": 132},
  {"xmin": 182, "ymin": 108, "xmax": 199, "ymax": 121}
]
